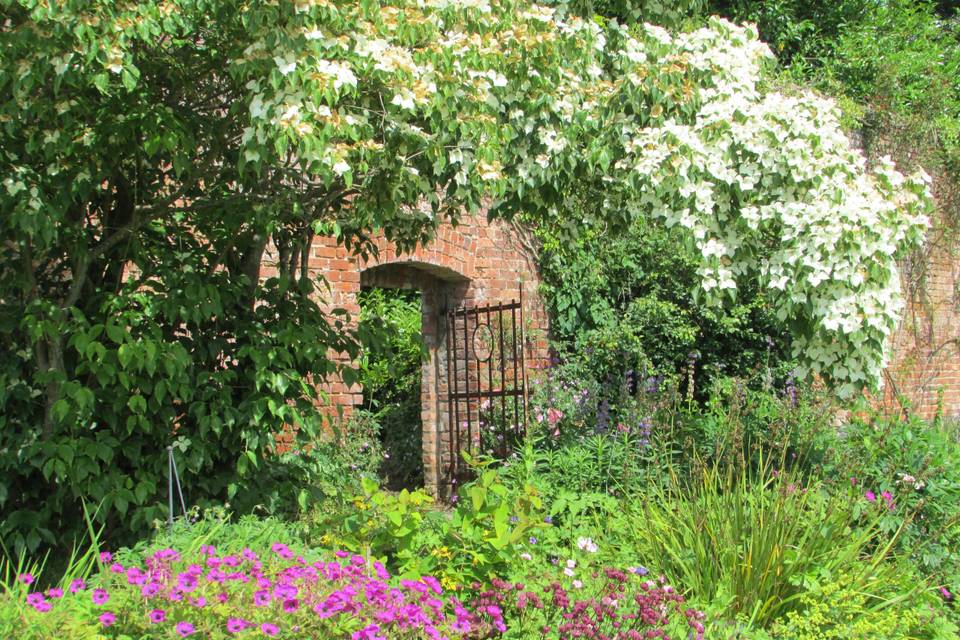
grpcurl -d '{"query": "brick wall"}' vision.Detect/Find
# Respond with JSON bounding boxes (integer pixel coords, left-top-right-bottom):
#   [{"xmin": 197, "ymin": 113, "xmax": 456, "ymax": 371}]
[
  {"xmin": 854, "ymin": 127, "xmax": 960, "ymax": 421},
  {"xmin": 881, "ymin": 244, "xmax": 960, "ymax": 420}
]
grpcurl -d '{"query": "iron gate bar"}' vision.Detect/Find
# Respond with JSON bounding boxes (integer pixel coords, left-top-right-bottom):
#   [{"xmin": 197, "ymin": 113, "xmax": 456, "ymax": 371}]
[
  {"xmin": 447, "ymin": 302, "xmax": 460, "ymax": 485},
  {"xmin": 499, "ymin": 301, "xmax": 507, "ymax": 459},
  {"xmin": 484, "ymin": 303, "xmax": 495, "ymax": 455}
]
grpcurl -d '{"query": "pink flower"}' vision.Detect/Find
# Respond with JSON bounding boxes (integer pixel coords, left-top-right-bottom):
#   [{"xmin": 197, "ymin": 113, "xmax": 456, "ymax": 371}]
[
  {"xmin": 940, "ymin": 586, "xmax": 953, "ymax": 600},
  {"xmin": 546, "ymin": 407, "xmax": 564, "ymax": 426},
  {"xmin": 69, "ymin": 578, "xmax": 86, "ymax": 593},
  {"xmin": 99, "ymin": 612, "xmax": 116, "ymax": 627},
  {"xmin": 864, "ymin": 491, "xmax": 876, "ymax": 502},
  {"xmin": 149, "ymin": 609, "xmax": 166, "ymax": 623},
  {"xmin": 99, "ymin": 551, "xmax": 112, "ymax": 563},
  {"xmin": 262, "ymin": 623, "xmax": 280, "ymax": 637},
  {"xmin": 92, "ymin": 588, "xmax": 110, "ymax": 605},
  {"xmin": 881, "ymin": 491, "xmax": 895, "ymax": 511},
  {"xmin": 175, "ymin": 621, "xmax": 196, "ymax": 637},
  {"xmin": 17, "ymin": 573, "xmax": 34, "ymax": 585}
]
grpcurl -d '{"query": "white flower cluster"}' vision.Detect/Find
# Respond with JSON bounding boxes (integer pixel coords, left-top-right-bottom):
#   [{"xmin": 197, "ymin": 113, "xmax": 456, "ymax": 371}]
[{"xmin": 601, "ymin": 19, "xmax": 932, "ymax": 395}]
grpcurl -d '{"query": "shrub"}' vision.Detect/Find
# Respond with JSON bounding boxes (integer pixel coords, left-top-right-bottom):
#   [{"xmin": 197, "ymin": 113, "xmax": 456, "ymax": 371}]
[
  {"xmin": 763, "ymin": 570, "xmax": 957, "ymax": 640},
  {"xmin": 321, "ymin": 469, "xmax": 546, "ymax": 589},
  {"xmin": 533, "ymin": 213, "xmax": 793, "ymax": 398},
  {"xmin": 827, "ymin": 412, "xmax": 960, "ymax": 591}
]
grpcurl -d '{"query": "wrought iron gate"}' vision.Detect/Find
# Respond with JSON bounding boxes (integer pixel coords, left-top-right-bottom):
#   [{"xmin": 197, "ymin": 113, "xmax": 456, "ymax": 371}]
[{"xmin": 444, "ymin": 294, "xmax": 527, "ymax": 487}]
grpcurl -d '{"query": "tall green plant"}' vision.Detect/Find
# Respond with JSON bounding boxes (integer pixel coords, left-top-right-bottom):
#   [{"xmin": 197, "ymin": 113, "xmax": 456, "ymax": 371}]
[{"xmin": 630, "ymin": 453, "xmax": 910, "ymax": 628}]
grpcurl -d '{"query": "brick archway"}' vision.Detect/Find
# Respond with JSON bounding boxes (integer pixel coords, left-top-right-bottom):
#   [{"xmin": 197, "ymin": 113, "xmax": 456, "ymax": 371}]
[{"xmin": 262, "ymin": 213, "xmax": 551, "ymax": 494}]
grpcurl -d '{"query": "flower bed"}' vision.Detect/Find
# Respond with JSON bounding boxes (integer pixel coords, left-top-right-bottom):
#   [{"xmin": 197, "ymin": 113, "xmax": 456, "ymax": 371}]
[{"xmin": 17, "ymin": 542, "xmax": 702, "ymax": 639}]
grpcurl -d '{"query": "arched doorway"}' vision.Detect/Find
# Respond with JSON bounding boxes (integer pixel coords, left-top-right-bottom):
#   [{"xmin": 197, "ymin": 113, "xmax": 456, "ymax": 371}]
[{"xmin": 359, "ymin": 262, "xmax": 469, "ymax": 493}]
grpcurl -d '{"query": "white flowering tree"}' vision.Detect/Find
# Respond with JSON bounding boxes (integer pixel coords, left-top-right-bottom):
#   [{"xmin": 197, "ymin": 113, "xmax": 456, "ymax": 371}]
[{"xmin": 0, "ymin": 0, "xmax": 931, "ymax": 551}]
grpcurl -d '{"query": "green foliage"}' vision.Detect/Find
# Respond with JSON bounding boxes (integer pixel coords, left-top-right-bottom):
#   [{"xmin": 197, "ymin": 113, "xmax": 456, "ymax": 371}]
[
  {"xmin": 307, "ymin": 459, "xmax": 544, "ymax": 587},
  {"xmin": 826, "ymin": 413, "xmax": 960, "ymax": 592},
  {"xmin": 358, "ymin": 287, "xmax": 424, "ymax": 489},
  {"xmin": 534, "ymin": 213, "xmax": 793, "ymax": 395},
  {"xmin": 707, "ymin": 1, "xmax": 873, "ymax": 65},
  {"xmin": 762, "ymin": 570, "xmax": 956, "ymax": 640}
]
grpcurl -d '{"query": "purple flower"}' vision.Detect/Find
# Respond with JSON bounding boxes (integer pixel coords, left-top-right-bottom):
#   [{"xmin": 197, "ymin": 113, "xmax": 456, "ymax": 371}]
[
  {"xmin": 632, "ymin": 566, "xmax": 649, "ymax": 576},
  {"xmin": 283, "ymin": 598, "xmax": 299, "ymax": 612},
  {"xmin": 17, "ymin": 573, "xmax": 34, "ymax": 585},
  {"xmin": 149, "ymin": 609, "xmax": 166, "ymax": 624},
  {"xmin": 528, "ymin": 536, "xmax": 537, "ymax": 544},
  {"xmin": 176, "ymin": 621, "xmax": 196, "ymax": 637},
  {"xmin": 864, "ymin": 491, "xmax": 876, "ymax": 503},
  {"xmin": 99, "ymin": 612, "xmax": 116, "ymax": 627},
  {"xmin": 45, "ymin": 588, "xmax": 63, "ymax": 599},
  {"xmin": 262, "ymin": 622, "xmax": 280, "ymax": 637},
  {"xmin": 69, "ymin": 578, "xmax": 86, "ymax": 593},
  {"xmin": 940, "ymin": 586, "xmax": 953, "ymax": 600},
  {"xmin": 99, "ymin": 551, "xmax": 112, "ymax": 563},
  {"xmin": 92, "ymin": 588, "xmax": 110, "ymax": 605},
  {"xmin": 544, "ymin": 515, "xmax": 553, "ymax": 524}
]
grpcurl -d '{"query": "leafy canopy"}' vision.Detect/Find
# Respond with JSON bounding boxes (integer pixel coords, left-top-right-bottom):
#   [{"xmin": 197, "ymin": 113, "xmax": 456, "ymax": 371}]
[{"xmin": 0, "ymin": 0, "xmax": 931, "ymax": 554}]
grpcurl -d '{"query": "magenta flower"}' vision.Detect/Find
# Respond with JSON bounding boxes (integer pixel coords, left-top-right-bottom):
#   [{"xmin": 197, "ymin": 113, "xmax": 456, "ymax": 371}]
[
  {"xmin": 99, "ymin": 612, "xmax": 116, "ymax": 627},
  {"xmin": 45, "ymin": 587, "xmax": 63, "ymax": 599},
  {"xmin": 864, "ymin": 490, "xmax": 876, "ymax": 502},
  {"xmin": 283, "ymin": 598, "xmax": 299, "ymax": 612},
  {"xmin": 226, "ymin": 618, "xmax": 247, "ymax": 633},
  {"xmin": 149, "ymin": 609, "xmax": 166, "ymax": 624},
  {"xmin": 175, "ymin": 621, "xmax": 196, "ymax": 637},
  {"xmin": 99, "ymin": 551, "xmax": 112, "ymax": 563},
  {"xmin": 262, "ymin": 622, "xmax": 280, "ymax": 637},
  {"xmin": 92, "ymin": 588, "xmax": 110, "ymax": 605},
  {"xmin": 69, "ymin": 578, "xmax": 86, "ymax": 593},
  {"xmin": 17, "ymin": 573, "xmax": 34, "ymax": 585},
  {"xmin": 940, "ymin": 586, "xmax": 953, "ymax": 600}
]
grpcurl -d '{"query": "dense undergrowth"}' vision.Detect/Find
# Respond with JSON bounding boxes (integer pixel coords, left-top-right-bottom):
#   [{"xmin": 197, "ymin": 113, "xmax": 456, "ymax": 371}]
[{"xmin": 5, "ymin": 372, "xmax": 960, "ymax": 638}]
